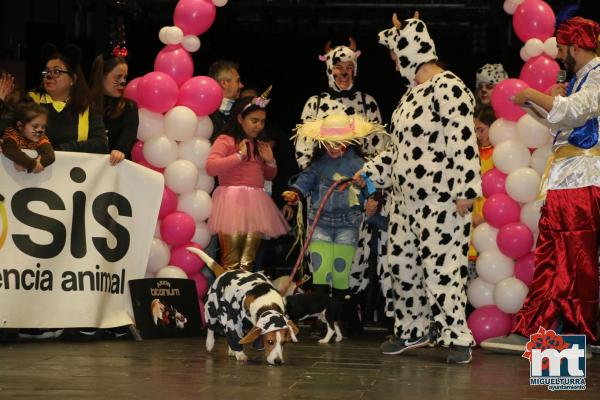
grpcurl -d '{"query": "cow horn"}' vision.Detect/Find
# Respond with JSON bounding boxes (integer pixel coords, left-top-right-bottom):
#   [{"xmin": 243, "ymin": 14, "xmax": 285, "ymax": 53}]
[
  {"xmin": 348, "ymin": 37, "xmax": 357, "ymax": 51},
  {"xmin": 324, "ymin": 40, "xmax": 332, "ymax": 53},
  {"xmin": 392, "ymin": 13, "xmax": 402, "ymax": 29}
]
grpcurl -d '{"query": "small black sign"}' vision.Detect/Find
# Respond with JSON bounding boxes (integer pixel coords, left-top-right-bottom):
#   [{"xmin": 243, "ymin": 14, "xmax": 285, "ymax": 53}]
[{"xmin": 129, "ymin": 278, "xmax": 203, "ymax": 339}]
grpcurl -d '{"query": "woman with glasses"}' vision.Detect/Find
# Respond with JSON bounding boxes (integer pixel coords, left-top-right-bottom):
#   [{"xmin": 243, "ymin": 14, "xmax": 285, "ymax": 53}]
[
  {"xmin": 89, "ymin": 48, "xmax": 138, "ymax": 165},
  {"xmin": 28, "ymin": 45, "xmax": 108, "ymax": 154}
]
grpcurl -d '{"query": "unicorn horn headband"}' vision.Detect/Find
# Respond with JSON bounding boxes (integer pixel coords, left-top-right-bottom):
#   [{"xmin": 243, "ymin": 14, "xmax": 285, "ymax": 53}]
[{"xmin": 243, "ymin": 85, "xmax": 272, "ymax": 111}]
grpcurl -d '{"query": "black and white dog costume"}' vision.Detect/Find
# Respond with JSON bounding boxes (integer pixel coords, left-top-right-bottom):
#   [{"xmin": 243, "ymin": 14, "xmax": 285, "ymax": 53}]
[
  {"xmin": 362, "ymin": 15, "xmax": 480, "ymax": 348},
  {"xmin": 187, "ymin": 247, "xmax": 298, "ymax": 365}
]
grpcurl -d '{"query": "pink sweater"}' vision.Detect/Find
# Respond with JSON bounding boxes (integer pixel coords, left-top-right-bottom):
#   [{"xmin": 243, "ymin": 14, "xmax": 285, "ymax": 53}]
[{"xmin": 206, "ymin": 135, "xmax": 277, "ymax": 188}]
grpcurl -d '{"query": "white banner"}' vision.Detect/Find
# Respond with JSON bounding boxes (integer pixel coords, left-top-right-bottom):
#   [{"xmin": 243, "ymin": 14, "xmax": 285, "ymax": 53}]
[{"xmin": 0, "ymin": 151, "xmax": 163, "ymax": 328}]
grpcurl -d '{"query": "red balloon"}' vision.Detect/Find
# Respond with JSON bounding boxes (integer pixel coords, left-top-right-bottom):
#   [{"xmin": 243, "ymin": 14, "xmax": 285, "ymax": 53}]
[
  {"xmin": 497, "ymin": 222, "xmax": 534, "ymax": 259},
  {"xmin": 482, "ymin": 193, "xmax": 521, "ymax": 229},
  {"xmin": 124, "ymin": 77, "xmax": 141, "ymax": 103},
  {"xmin": 131, "ymin": 140, "xmax": 145, "ymax": 163},
  {"xmin": 491, "ymin": 79, "xmax": 529, "ymax": 122},
  {"xmin": 159, "ymin": 186, "xmax": 178, "ymax": 219},
  {"xmin": 482, "ymin": 168, "xmax": 507, "ymax": 198},
  {"xmin": 136, "ymin": 71, "xmax": 179, "ymax": 114},
  {"xmin": 191, "ymin": 272, "xmax": 209, "ymax": 299},
  {"xmin": 514, "ymin": 252, "xmax": 535, "ymax": 286},
  {"xmin": 519, "ymin": 54, "xmax": 560, "ymax": 92},
  {"xmin": 174, "ymin": 0, "xmax": 217, "ymax": 36},
  {"xmin": 513, "ymin": 0, "xmax": 556, "ymax": 42},
  {"xmin": 154, "ymin": 45, "xmax": 194, "ymax": 87},
  {"xmin": 177, "ymin": 76, "xmax": 223, "ymax": 116},
  {"xmin": 160, "ymin": 211, "xmax": 196, "ymax": 246},
  {"xmin": 468, "ymin": 305, "xmax": 513, "ymax": 345},
  {"xmin": 169, "ymin": 242, "xmax": 205, "ymax": 276}
]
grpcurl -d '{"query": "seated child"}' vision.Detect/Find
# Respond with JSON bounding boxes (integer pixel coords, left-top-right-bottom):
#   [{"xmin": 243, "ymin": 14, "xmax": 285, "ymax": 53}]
[{"xmin": 1, "ymin": 99, "xmax": 54, "ymax": 173}]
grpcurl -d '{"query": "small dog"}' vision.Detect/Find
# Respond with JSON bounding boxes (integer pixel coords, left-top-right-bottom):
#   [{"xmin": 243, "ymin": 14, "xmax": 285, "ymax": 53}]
[
  {"xmin": 150, "ymin": 299, "xmax": 166, "ymax": 326},
  {"xmin": 187, "ymin": 247, "xmax": 299, "ymax": 365},
  {"xmin": 285, "ymin": 292, "xmax": 343, "ymax": 344}
]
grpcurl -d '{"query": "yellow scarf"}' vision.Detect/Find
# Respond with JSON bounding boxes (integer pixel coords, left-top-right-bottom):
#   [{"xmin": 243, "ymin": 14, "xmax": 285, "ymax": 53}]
[{"xmin": 28, "ymin": 92, "xmax": 89, "ymax": 142}]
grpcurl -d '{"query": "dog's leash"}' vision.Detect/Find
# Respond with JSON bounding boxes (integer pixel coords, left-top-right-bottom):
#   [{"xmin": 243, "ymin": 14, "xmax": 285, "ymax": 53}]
[{"xmin": 279, "ymin": 178, "xmax": 355, "ymax": 296}]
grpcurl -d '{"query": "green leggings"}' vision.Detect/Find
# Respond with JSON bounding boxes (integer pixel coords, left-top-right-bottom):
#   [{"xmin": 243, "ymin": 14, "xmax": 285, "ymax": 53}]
[{"xmin": 309, "ymin": 241, "xmax": 356, "ymax": 290}]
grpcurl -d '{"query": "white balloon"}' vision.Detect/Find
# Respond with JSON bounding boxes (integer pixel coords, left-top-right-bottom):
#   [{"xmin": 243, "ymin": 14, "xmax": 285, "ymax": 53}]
[
  {"xmin": 137, "ymin": 108, "xmax": 165, "ymax": 141},
  {"xmin": 519, "ymin": 46, "xmax": 531, "ymax": 62},
  {"xmin": 164, "ymin": 159, "xmax": 199, "ymax": 194},
  {"xmin": 192, "ymin": 221, "xmax": 212, "ymax": 248},
  {"xmin": 196, "ymin": 116, "xmax": 214, "ymax": 139},
  {"xmin": 166, "ymin": 26, "xmax": 183, "ymax": 45},
  {"xmin": 156, "ymin": 265, "xmax": 189, "ymax": 279},
  {"xmin": 520, "ymin": 201, "xmax": 541, "ymax": 234},
  {"xmin": 158, "ymin": 26, "xmax": 170, "ymax": 45},
  {"xmin": 181, "ymin": 35, "xmax": 201, "ymax": 52},
  {"xmin": 473, "ymin": 223, "xmax": 499, "ymax": 253},
  {"xmin": 178, "ymin": 137, "xmax": 211, "ymax": 168},
  {"xmin": 516, "ymin": 114, "xmax": 551, "ymax": 149},
  {"xmin": 524, "ymin": 38, "xmax": 544, "ymax": 59},
  {"xmin": 503, "ymin": 0, "xmax": 518, "ymax": 15},
  {"xmin": 143, "ymin": 136, "xmax": 178, "ymax": 168},
  {"xmin": 196, "ymin": 169, "xmax": 215, "ymax": 192},
  {"xmin": 213, "ymin": 0, "xmax": 229, "ymax": 6},
  {"xmin": 164, "ymin": 106, "xmax": 198, "ymax": 142},
  {"xmin": 467, "ymin": 278, "xmax": 496, "ymax": 308},
  {"xmin": 493, "ymin": 277, "xmax": 529, "ymax": 313},
  {"xmin": 493, "ymin": 140, "xmax": 531, "ymax": 174},
  {"xmin": 543, "ymin": 37, "xmax": 558, "ymax": 58},
  {"xmin": 177, "ymin": 190, "xmax": 212, "ymax": 222},
  {"xmin": 505, "ymin": 168, "xmax": 541, "ymax": 203},
  {"xmin": 530, "ymin": 144, "xmax": 553, "ymax": 176},
  {"xmin": 476, "ymin": 248, "xmax": 515, "ymax": 284},
  {"xmin": 489, "ymin": 118, "xmax": 518, "ymax": 146},
  {"xmin": 147, "ymin": 238, "xmax": 170, "ymax": 274}
]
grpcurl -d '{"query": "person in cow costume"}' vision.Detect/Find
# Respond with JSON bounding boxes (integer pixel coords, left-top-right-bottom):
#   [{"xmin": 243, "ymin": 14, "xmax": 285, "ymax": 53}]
[
  {"xmin": 295, "ymin": 38, "xmax": 392, "ymax": 331},
  {"xmin": 355, "ymin": 12, "xmax": 480, "ymax": 364}
]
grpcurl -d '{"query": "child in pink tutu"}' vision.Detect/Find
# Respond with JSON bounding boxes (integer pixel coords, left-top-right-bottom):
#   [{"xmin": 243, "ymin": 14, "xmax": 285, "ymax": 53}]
[{"xmin": 206, "ymin": 90, "xmax": 289, "ymax": 271}]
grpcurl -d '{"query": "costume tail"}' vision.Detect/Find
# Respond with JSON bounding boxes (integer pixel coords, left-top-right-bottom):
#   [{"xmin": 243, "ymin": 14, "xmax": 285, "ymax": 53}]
[{"xmin": 186, "ymin": 247, "xmax": 226, "ymax": 277}]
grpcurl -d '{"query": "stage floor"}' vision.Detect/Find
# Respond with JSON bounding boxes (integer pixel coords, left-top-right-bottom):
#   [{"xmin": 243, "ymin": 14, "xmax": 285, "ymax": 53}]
[{"xmin": 0, "ymin": 332, "xmax": 598, "ymax": 399}]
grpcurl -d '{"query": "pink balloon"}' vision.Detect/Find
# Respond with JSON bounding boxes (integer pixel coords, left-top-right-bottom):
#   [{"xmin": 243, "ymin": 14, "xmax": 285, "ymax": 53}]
[
  {"xmin": 514, "ymin": 252, "xmax": 535, "ymax": 286},
  {"xmin": 198, "ymin": 299, "xmax": 206, "ymax": 327},
  {"xmin": 491, "ymin": 79, "xmax": 530, "ymax": 122},
  {"xmin": 124, "ymin": 77, "xmax": 141, "ymax": 102},
  {"xmin": 483, "ymin": 193, "xmax": 521, "ymax": 229},
  {"xmin": 482, "ymin": 168, "xmax": 507, "ymax": 198},
  {"xmin": 177, "ymin": 76, "xmax": 223, "ymax": 116},
  {"xmin": 136, "ymin": 71, "xmax": 179, "ymax": 114},
  {"xmin": 159, "ymin": 186, "xmax": 178, "ymax": 219},
  {"xmin": 191, "ymin": 272, "xmax": 209, "ymax": 299},
  {"xmin": 154, "ymin": 45, "xmax": 194, "ymax": 87},
  {"xmin": 136, "ymin": 159, "xmax": 165, "ymax": 173},
  {"xmin": 160, "ymin": 211, "xmax": 196, "ymax": 246},
  {"xmin": 174, "ymin": 0, "xmax": 217, "ymax": 36},
  {"xmin": 170, "ymin": 242, "xmax": 205, "ymax": 276},
  {"xmin": 519, "ymin": 54, "xmax": 560, "ymax": 92},
  {"xmin": 497, "ymin": 222, "xmax": 534, "ymax": 259},
  {"xmin": 513, "ymin": 0, "xmax": 556, "ymax": 42},
  {"xmin": 131, "ymin": 140, "xmax": 145, "ymax": 163},
  {"xmin": 468, "ymin": 305, "xmax": 513, "ymax": 345}
]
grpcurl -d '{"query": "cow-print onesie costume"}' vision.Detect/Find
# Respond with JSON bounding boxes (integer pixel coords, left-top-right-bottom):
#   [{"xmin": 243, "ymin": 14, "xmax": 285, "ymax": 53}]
[
  {"xmin": 362, "ymin": 17, "xmax": 481, "ymax": 347},
  {"xmin": 295, "ymin": 42, "xmax": 393, "ymax": 308}
]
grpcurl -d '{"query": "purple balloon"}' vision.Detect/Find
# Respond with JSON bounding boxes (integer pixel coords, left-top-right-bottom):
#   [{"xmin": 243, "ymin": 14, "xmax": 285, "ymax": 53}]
[
  {"xmin": 482, "ymin": 168, "xmax": 507, "ymax": 198},
  {"xmin": 124, "ymin": 77, "xmax": 141, "ymax": 103},
  {"xmin": 159, "ymin": 186, "xmax": 178, "ymax": 220},
  {"xmin": 131, "ymin": 140, "xmax": 145, "ymax": 163},
  {"xmin": 513, "ymin": 0, "xmax": 556, "ymax": 42},
  {"xmin": 483, "ymin": 193, "xmax": 521, "ymax": 229},
  {"xmin": 137, "ymin": 71, "xmax": 179, "ymax": 114},
  {"xmin": 169, "ymin": 242, "xmax": 205, "ymax": 276},
  {"xmin": 174, "ymin": 0, "xmax": 217, "ymax": 36},
  {"xmin": 491, "ymin": 79, "xmax": 529, "ymax": 122},
  {"xmin": 468, "ymin": 305, "xmax": 513, "ymax": 345},
  {"xmin": 154, "ymin": 45, "xmax": 194, "ymax": 87},
  {"xmin": 160, "ymin": 211, "xmax": 196, "ymax": 246},
  {"xmin": 514, "ymin": 252, "xmax": 535, "ymax": 286},
  {"xmin": 519, "ymin": 54, "xmax": 560, "ymax": 92},
  {"xmin": 497, "ymin": 222, "xmax": 534, "ymax": 259},
  {"xmin": 177, "ymin": 76, "xmax": 223, "ymax": 116}
]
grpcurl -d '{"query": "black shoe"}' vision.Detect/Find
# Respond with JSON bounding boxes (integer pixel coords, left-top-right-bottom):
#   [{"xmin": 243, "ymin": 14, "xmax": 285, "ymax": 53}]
[
  {"xmin": 380, "ymin": 335, "xmax": 430, "ymax": 355},
  {"xmin": 446, "ymin": 345, "xmax": 472, "ymax": 364}
]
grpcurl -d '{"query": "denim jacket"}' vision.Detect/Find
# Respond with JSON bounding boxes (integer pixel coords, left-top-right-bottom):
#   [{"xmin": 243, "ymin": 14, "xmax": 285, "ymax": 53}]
[{"xmin": 291, "ymin": 148, "xmax": 367, "ymax": 228}]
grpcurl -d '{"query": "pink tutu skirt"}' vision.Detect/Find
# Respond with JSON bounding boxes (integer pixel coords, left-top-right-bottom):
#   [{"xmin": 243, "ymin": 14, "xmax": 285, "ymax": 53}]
[{"xmin": 208, "ymin": 186, "xmax": 290, "ymax": 237}]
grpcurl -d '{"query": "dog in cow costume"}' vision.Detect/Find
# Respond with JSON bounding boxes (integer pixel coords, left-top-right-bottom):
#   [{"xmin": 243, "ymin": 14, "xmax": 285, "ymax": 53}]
[{"xmin": 356, "ymin": 12, "xmax": 481, "ymax": 364}]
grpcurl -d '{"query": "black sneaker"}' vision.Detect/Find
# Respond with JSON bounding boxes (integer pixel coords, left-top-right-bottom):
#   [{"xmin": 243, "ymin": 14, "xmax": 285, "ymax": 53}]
[
  {"xmin": 446, "ymin": 345, "xmax": 472, "ymax": 364},
  {"xmin": 380, "ymin": 335, "xmax": 430, "ymax": 355}
]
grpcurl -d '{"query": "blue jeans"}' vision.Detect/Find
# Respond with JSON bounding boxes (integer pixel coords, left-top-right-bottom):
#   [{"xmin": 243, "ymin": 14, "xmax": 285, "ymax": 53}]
[{"xmin": 311, "ymin": 224, "xmax": 358, "ymax": 245}]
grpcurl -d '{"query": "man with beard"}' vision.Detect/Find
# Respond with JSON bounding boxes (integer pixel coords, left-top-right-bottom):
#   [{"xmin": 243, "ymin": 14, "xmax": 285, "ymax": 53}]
[{"xmin": 482, "ymin": 16, "xmax": 600, "ymax": 353}]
